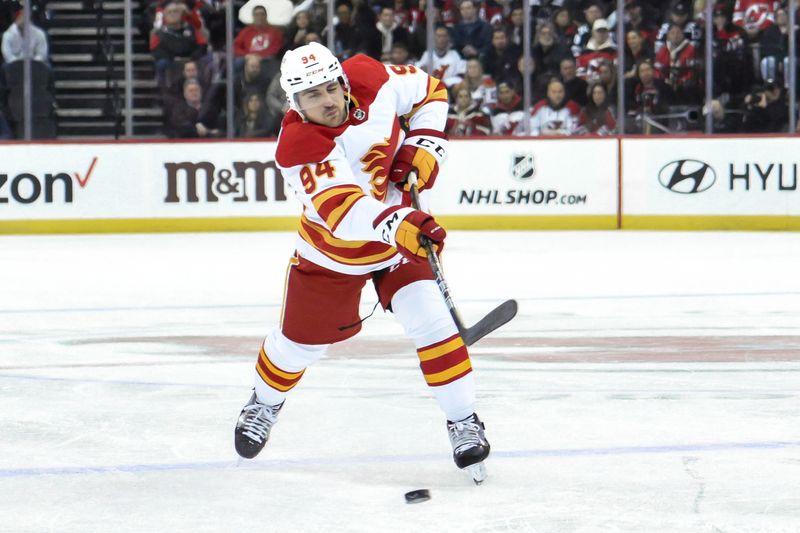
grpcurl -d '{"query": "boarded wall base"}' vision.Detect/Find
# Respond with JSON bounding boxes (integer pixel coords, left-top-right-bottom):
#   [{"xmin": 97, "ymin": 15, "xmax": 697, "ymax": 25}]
[{"xmin": 622, "ymin": 216, "xmax": 800, "ymax": 231}]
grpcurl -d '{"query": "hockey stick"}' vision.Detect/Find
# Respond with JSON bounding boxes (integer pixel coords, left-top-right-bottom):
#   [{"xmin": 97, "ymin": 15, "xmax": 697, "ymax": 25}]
[{"xmin": 407, "ymin": 173, "xmax": 518, "ymax": 346}]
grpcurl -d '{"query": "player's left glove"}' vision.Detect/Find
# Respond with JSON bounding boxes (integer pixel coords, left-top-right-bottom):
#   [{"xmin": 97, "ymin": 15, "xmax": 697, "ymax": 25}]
[
  {"xmin": 389, "ymin": 129, "xmax": 448, "ymax": 192},
  {"xmin": 393, "ymin": 210, "xmax": 446, "ymax": 263}
]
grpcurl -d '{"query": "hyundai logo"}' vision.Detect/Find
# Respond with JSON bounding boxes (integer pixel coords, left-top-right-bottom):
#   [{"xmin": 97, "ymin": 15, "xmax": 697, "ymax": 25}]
[{"xmin": 658, "ymin": 159, "xmax": 716, "ymax": 194}]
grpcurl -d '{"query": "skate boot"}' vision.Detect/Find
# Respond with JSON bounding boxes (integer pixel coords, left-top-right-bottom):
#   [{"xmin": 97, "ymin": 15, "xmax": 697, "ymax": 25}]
[
  {"xmin": 234, "ymin": 391, "xmax": 284, "ymax": 459},
  {"xmin": 447, "ymin": 413, "xmax": 491, "ymax": 484}
]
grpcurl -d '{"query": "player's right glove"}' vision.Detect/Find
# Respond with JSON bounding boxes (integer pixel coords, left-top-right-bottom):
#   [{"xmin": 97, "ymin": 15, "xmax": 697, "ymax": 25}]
[
  {"xmin": 393, "ymin": 210, "xmax": 446, "ymax": 263},
  {"xmin": 389, "ymin": 129, "xmax": 448, "ymax": 192}
]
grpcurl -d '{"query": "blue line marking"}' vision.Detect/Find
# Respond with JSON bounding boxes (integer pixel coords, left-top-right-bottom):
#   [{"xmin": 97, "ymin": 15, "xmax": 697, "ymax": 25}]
[{"xmin": 1, "ymin": 441, "xmax": 798, "ymax": 479}]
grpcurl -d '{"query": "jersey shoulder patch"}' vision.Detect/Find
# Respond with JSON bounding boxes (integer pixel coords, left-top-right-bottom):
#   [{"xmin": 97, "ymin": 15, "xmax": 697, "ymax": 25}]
[
  {"xmin": 275, "ymin": 111, "xmax": 340, "ymax": 168},
  {"xmin": 343, "ymin": 54, "xmax": 390, "ymax": 109}
]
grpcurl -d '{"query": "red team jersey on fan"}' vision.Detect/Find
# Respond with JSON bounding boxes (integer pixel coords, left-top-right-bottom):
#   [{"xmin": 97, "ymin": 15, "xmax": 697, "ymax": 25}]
[
  {"xmin": 275, "ymin": 55, "xmax": 448, "ymax": 275},
  {"xmin": 733, "ymin": 0, "xmax": 778, "ymax": 31}
]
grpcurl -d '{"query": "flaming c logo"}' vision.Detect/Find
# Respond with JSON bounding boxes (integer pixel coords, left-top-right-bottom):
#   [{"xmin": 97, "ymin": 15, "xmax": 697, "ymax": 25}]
[{"xmin": 360, "ymin": 119, "xmax": 401, "ymax": 201}]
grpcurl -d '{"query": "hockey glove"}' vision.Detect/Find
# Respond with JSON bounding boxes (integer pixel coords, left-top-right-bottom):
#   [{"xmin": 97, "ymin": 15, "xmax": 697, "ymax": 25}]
[
  {"xmin": 389, "ymin": 129, "xmax": 448, "ymax": 192},
  {"xmin": 394, "ymin": 210, "xmax": 446, "ymax": 263}
]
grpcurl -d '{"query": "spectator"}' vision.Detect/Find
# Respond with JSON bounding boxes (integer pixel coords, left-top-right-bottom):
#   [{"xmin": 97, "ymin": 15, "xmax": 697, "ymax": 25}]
[
  {"xmin": 164, "ymin": 78, "xmax": 220, "ymax": 138},
  {"xmin": 578, "ymin": 81, "xmax": 616, "ymax": 134},
  {"xmin": 393, "ymin": 0, "xmax": 411, "ymax": 28},
  {"xmin": 712, "ymin": 4, "xmax": 751, "ymax": 98},
  {"xmin": 366, "ymin": 6, "xmax": 412, "ymax": 62},
  {"xmin": 325, "ymin": 1, "xmax": 359, "ymax": 60},
  {"xmin": 654, "ymin": 22, "xmax": 699, "ymax": 104},
  {"xmin": 625, "ymin": 60, "xmax": 671, "ymax": 123},
  {"xmin": 285, "ymin": 11, "xmax": 315, "ymax": 50},
  {"xmin": 532, "ymin": 21, "xmax": 571, "ymax": 76},
  {"xmin": 490, "ymin": 80, "xmax": 525, "ymax": 135},
  {"xmin": 292, "ymin": 0, "xmax": 328, "ymax": 31},
  {"xmin": 235, "ymin": 54, "xmax": 270, "ymax": 104},
  {"xmin": 507, "ymin": 5, "xmax": 524, "ymax": 48},
  {"xmin": 758, "ymin": 6, "xmax": 788, "ymax": 83},
  {"xmin": 624, "ymin": 29, "xmax": 654, "ymax": 80},
  {"xmin": 576, "ymin": 18, "xmax": 617, "ymax": 80},
  {"xmin": 150, "ymin": 2, "xmax": 208, "ymax": 85},
  {"xmin": 619, "ymin": 2, "xmax": 659, "ymax": 44},
  {"xmin": 452, "ymin": 0, "xmax": 493, "ymax": 59},
  {"xmin": 149, "ymin": 0, "xmax": 206, "ymax": 32},
  {"xmin": 596, "ymin": 59, "xmax": 618, "ymax": 103},
  {"xmin": 530, "ymin": 77, "xmax": 580, "ymax": 136},
  {"xmin": 655, "ymin": 2, "xmax": 701, "ymax": 53},
  {"xmin": 733, "ymin": 0, "xmax": 776, "ymax": 34},
  {"xmin": 571, "ymin": 1, "xmax": 607, "ymax": 57},
  {"xmin": 741, "ymin": 81, "xmax": 787, "ymax": 132},
  {"xmin": 233, "ymin": 5, "xmax": 284, "ymax": 61},
  {"xmin": 165, "ymin": 59, "xmax": 208, "ymax": 97},
  {"xmin": 483, "ymin": 27, "xmax": 520, "ymax": 85},
  {"xmin": 511, "ymin": 55, "xmax": 548, "ymax": 103},
  {"xmin": 560, "ymin": 56, "xmax": 588, "ymax": 106},
  {"xmin": 415, "ymin": 25, "xmax": 465, "ymax": 88},
  {"xmin": 236, "ymin": 91, "xmax": 272, "ymax": 137},
  {"xmin": 704, "ymin": 98, "xmax": 744, "ymax": 133},
  {"xmin": 389, "ymin": 41, "xmax": 414, "ymax": 65},
  {"xmin": 446, "ymin": 85, "xmax": 492, "ymax": 136},
  {"xmin": 462, "ymin": 57, "xmax": 497, "ymax": 110},
  {"xmin": 1, "ymin": 8, "xmax": 48, "ymax": 65},
  {"xmin": 264, "ymin": 73, "xmax": 287, "ymax": 136},
  {"xmin": 552, "ymin": 7, "xmax": 578, "ymax": 45}
]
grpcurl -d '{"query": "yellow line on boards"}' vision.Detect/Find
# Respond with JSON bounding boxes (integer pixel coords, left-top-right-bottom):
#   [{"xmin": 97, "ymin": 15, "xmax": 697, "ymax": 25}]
[
  {"xmin": 622, "ymin": 216, "xmax": 800, "ymax": 231},
  {"xmin": 0, "ymin": 215, "xmax": 619, "ymax": 234},
  {"xmin": 5, "ymin": 215, "xmax": 799, "ymax": 235},
  {"xmin": 0, "ymin": 217, "xmax": 301, "ymax": 234}
]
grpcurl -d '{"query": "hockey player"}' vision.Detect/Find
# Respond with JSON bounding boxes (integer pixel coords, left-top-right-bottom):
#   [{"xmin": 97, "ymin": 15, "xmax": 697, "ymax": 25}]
[{"xmin": 233, "ymin": 42, "xmax": 491, "ymax": 483}]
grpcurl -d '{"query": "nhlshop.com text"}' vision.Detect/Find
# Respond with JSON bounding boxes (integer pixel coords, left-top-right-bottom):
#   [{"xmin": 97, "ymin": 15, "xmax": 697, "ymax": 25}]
[{"xmin": 458, "ymin": 189, "xmax": 587, "ymax": 206}]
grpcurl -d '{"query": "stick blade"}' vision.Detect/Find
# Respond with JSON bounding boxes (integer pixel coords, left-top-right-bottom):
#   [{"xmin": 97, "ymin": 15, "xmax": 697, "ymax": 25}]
[{"xmin": 462, "ymin": 299, "xmax": 518, "ymax": 346}]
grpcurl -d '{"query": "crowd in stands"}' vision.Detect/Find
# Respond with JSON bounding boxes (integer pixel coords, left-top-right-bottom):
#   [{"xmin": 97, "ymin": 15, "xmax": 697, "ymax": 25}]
[
  {"xmin": 0, "ymin": 0, "xmax": 797, "ymax": 139},
  {"xmin": 0, "ymin": 0, "xmax": 55, "ymax": 139},
  {"xmin": 150, "ymin": 0, "xmax": 800, "ymax": 139}
]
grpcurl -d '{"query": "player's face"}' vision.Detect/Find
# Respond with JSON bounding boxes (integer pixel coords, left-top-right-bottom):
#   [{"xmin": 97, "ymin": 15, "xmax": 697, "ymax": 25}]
[{"xmin": 296, "ymin": 81, "xmax": 347, "ymax": 127}]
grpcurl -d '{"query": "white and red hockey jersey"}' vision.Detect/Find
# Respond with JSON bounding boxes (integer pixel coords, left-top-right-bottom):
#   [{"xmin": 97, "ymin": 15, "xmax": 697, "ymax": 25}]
[
  {"xmin": 733, "ymin": 0, "xmax": 779, "ymax": 31},
  {"xmin": 275, "ymin": 55, "xmax": 449, "ymax": 275},
  {"xmin": 529, "ymin": 99, "xmax": 580, "ymax": 136},
  {"xmin": 415, "ymin": 49, "xmax": 466, "ymax": 87}
]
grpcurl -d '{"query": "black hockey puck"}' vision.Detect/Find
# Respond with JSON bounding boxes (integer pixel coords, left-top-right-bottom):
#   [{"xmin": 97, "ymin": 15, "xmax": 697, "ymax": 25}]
[{"xmin": 404, "ymin": 489, "xmax": 431, "ymax": 504}]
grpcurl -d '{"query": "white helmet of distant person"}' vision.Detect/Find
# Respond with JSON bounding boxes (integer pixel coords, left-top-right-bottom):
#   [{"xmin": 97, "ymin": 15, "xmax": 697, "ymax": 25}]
[{"xmin": 280, "ymin": 42, "xmax": 350, "ymax": 116}]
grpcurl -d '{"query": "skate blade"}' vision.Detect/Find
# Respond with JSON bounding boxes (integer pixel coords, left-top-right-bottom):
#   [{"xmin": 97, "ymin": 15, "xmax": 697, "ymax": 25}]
[{"xmin": 465, "ymin": 462, "xmax": 487, "ymax": 485}]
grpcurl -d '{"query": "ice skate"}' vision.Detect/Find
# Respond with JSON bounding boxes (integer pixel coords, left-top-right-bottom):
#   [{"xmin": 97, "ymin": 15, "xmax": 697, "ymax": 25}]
[
  {"xmin": 447, "ymin": 413, "xmax": 491, "ymax": 484},
  {"xmin": 234, "ymin": 391, "xmax": 284, "ymax": 459}
]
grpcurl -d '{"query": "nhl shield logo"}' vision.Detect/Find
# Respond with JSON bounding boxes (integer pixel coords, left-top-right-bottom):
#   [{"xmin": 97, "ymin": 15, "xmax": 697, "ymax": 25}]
[
  {"xmin": 352, "ymin": 108, "xmax": 367, "ymax": 122},
  {"xmin": 511, "ymin": 153, "xmax": 535, "ymax": 181}
]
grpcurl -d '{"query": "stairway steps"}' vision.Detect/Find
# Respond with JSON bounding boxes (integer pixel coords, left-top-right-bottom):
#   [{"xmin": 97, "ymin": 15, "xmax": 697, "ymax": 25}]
[
  {"xmin": 51, "ymin": 52, "xmax": 153, "ymax": 63},
  {"xmin": 48, "ymin": 26, "xmax": 142, "ymax": 37},
  {"xmin": 55, "ymin": 79, "xmax": 158, "ymax": 90},
  {"xmin": 44, "ymin": 0, "xmax": 166, "ymax": 138},
  {"xmin": 50, "ymin": 14, "xmax": 137, "ymax": 27},
  {"xmin": 54, "ymin": 65, "xmax": 153, "ymax": 81},
  {"xmin": 56, "ymin": 108, "xmax": 163, "ymax": 118},
  {"xmin": 48, "ymin": 38, "xmax": 150, "ymax": 54},
  {"xmin": 56, "ymin": 94, "xmax": 161, "ymax": 108},
  {"xmin": 48, "ymin": 1, "xmax": 142, "ymax": 12}
]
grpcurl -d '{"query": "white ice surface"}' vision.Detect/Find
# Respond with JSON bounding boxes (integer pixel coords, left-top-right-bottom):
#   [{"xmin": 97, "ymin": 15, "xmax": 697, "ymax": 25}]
[{"xmin": 1, "ymin": 231, "xmax": 799, "ymax": 533}]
